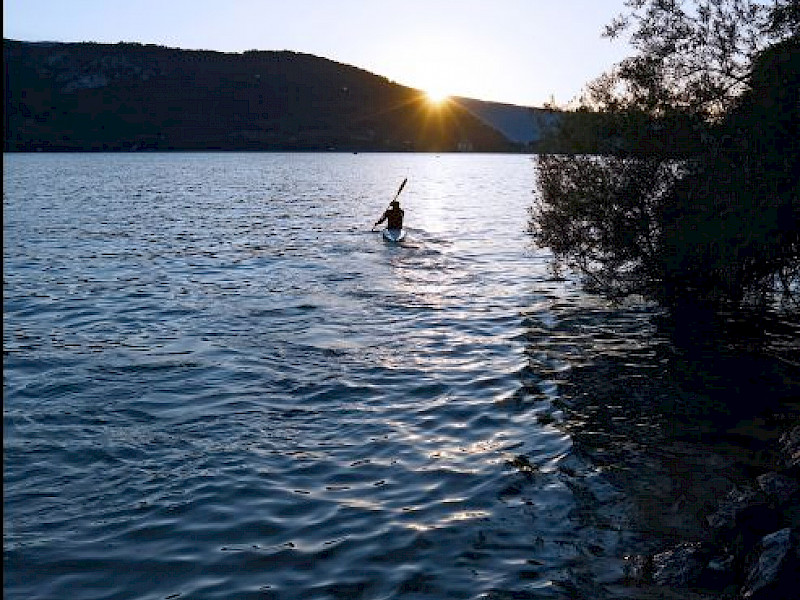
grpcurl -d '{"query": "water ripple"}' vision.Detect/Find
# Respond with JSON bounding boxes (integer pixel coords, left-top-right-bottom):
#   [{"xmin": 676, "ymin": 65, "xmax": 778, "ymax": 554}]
[{"xmin": 8, "ymin": 153, "xmax": 791, "ymax": 600}]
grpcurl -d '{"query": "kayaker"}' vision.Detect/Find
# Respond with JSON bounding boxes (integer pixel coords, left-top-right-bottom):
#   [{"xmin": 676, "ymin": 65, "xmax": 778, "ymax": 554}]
[{"xmin": 374, "ymin": 200, "xmax": 404, "ymax": 230}]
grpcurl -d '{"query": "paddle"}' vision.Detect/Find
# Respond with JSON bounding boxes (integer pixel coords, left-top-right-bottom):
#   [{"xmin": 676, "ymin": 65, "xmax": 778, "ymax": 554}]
[
  {"xmin": 372, "ymin": 178, "xmax": 407, "ymax": 231},
  {"xmin": 391, "ymin": 177, "xmax": 407, "ymax": 205}
]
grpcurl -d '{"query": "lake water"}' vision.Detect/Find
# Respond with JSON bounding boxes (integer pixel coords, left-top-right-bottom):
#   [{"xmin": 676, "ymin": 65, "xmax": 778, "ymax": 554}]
[{"xmin": 4, "ymin": 152, "xmax": 797, "ymax": 600}]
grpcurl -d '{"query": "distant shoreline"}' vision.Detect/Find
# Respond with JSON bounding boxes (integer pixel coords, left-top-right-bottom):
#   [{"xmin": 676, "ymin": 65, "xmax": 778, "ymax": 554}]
[{"xmin": 4, "ymin": 148, "xmax": 537, "ymax": 155}]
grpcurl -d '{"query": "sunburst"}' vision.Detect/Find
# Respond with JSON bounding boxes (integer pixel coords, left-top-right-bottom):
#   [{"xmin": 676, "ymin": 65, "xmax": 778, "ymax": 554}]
[{"xmin": 424, "ymin": 86, "xmax": 451, "ymax": 104}]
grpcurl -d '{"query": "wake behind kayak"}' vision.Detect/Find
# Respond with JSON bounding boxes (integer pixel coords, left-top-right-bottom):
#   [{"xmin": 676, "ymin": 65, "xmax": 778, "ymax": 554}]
[{"xmin": 382, "ymin": 228, "xmax": 406, "ymax": 242}]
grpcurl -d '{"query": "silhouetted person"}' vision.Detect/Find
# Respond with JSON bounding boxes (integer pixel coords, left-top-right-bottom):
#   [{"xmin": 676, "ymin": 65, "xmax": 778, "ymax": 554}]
[{"xmin": 374, "ymin": 200, "xmax": 404, "ymax": 230}]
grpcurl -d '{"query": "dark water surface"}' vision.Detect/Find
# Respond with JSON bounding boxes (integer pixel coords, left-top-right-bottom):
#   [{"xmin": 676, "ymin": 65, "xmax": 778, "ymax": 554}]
[{"xmin": 4, "ymin": 153, "xmax": 797, "ymax": 600}]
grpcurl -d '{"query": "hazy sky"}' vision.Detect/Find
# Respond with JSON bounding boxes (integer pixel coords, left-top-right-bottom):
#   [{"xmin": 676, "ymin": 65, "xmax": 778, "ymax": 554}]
[{"xmin": 3, "ymin": 0, "xmax": 633, "ymax": 107}]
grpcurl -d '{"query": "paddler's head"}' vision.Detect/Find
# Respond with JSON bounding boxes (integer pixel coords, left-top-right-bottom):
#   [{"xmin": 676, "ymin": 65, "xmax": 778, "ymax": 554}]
[{"xmin": 391, "ymin": 200, "xmax": 400, "ymax": 208}]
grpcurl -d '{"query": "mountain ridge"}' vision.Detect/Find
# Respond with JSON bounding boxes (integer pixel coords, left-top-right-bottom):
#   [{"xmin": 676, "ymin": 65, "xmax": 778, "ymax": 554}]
[
  {"xmin": 452, "ymin": 97, "xmax": 561, "ymax": 147},
  {"xmin": 4, "ymin": 39, "xmax": 556, "ymax": 152}
]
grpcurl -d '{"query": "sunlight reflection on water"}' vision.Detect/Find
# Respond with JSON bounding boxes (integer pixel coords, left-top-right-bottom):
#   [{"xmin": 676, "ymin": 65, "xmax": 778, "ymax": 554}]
[{"xmin": 6, "ymin": 152, "xmax": 796, "ymax": 600}]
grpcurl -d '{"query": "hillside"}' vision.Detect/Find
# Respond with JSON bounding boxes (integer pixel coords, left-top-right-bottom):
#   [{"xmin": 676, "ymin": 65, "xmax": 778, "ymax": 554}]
[
  {"xmin": 4, "ymin": 39, "xmax": 516, "ymax": 152},
  {"xmin": 453, "ymin": 97, "xmax": 560, "ymax": 147}
]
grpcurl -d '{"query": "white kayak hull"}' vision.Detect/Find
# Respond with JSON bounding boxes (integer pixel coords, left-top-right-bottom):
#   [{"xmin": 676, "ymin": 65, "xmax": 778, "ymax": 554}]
[{"xmin": 382, "ymin": 228, "xmax": 406, "ymax": 242}]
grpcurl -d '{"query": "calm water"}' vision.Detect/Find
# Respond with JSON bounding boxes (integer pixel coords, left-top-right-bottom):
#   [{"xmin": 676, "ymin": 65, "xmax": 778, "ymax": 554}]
[{"xmin": 4, "ymin": 152, "xmax": 795, "ymax": 600}]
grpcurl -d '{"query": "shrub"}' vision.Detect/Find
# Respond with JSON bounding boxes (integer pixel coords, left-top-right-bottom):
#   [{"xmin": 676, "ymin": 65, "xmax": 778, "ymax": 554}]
[{"xmin": 531, "ymin": 1, "xmax": 799, "ymax": 319}]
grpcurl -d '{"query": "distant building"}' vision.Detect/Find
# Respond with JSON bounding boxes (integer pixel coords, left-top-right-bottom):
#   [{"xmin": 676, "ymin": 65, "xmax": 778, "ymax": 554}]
[{"xmin": 457, "ymin": 140, "xmax": 474, "ymax": 152}]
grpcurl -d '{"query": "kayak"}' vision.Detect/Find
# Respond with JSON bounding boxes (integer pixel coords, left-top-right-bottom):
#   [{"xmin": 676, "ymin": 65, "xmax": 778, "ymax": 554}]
[{"xmin": 382, "ymin": 228, "xmax": 406, "ymax": 242}]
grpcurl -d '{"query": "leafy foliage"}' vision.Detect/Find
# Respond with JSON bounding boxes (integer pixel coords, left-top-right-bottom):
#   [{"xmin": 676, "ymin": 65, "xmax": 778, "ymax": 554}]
[
  {"xmin": 660, "ymin": 36, "xmax": 800, "ymax": 311},
  {"xmin": 531, "ymin": 0, "xmax": 799, "ymax": 318},
  {"xmin": 531, "ymin": 155, "xmax": 680, "ymax": 300},
  {"xmin": 603, "ymin": 0, "xmax": 774, "ymax": 118}
]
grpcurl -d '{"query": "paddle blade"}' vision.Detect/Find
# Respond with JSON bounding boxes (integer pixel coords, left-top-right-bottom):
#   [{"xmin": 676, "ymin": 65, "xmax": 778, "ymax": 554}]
[{"xmin": 396, "ymin": 178, "xmax": 407, "ymax": 196}]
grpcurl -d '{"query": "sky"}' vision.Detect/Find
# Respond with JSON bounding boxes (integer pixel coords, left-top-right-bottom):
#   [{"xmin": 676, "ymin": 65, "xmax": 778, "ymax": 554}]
[{"xmin": 3, "ymin": 0, "xmax": 634, "ymax": 107}]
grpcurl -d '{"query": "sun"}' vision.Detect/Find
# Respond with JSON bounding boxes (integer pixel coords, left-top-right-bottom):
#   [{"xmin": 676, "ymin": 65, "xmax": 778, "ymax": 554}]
[{"xmin": 424, "ymin": 86, "xmax": 451, "ymax": 105}]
